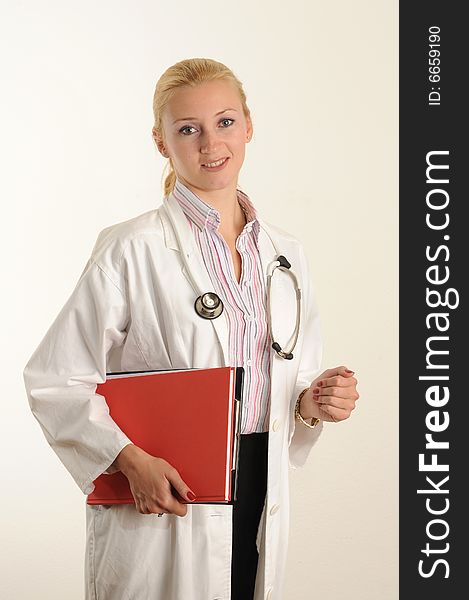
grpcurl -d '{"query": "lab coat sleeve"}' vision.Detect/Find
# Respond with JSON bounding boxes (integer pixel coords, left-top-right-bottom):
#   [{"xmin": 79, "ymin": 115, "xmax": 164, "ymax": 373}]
[
  {"xmin": 23, "ymin": 234, "xmax": 134, "ymax": 495},
  {"xmin": 288, "ymin": 242, "xmax": 324, "ymax": 469}
]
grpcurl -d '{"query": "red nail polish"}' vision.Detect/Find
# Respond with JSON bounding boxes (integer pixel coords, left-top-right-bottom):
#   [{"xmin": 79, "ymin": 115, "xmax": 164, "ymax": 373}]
[
  {"xmin": 187, "ymin": 491, "xmax": 196, "ymax": 501},
  {"xmin": 313, "ymin": 387, "xmax": 320, "ymax": 394},
  {"xmin": 317, "ymin": 381, "xmax": 323, "ymax": 387},
  {"xmin": 345, "ymin": 369, "xmax": 355, "ymax": 374}
]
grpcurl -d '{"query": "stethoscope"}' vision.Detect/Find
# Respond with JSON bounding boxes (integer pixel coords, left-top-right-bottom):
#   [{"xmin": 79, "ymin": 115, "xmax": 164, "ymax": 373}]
[{"xmin": 164, "ymin": 201, "xmax": 302, "ymax": 360}]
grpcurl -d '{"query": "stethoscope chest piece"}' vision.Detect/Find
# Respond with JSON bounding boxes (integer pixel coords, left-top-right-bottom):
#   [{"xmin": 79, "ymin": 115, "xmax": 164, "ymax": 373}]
[{"xmin": 194, "ymin": 292, "xmax": 224, "ymax": 320}]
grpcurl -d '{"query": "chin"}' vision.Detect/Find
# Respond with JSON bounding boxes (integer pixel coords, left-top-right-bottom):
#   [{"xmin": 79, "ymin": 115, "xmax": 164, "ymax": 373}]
[{"xmin": 193, "ymin": 169, "xmax": 233, "ymax": 184}]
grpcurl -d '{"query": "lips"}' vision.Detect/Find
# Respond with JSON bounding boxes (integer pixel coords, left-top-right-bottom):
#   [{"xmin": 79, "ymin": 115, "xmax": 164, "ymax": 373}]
[
  {"xmin": 201, "ymin": 157, "xmax": 228, "ymax": 167},
  {"xmin": 200, "ymin": 157, "xmax": 230, "ymax": 172}
]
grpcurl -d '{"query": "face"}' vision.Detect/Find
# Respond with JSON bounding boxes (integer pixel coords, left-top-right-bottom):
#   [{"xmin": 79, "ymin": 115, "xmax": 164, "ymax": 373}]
[{"xmin": 154, "ymin": 79, "xmax": 253, "ymax": 196}]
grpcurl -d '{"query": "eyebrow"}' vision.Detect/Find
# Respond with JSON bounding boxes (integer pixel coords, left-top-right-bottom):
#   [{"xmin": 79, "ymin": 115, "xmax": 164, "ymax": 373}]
[{"xmin": 172, "ymin": 108, "xmax": 238, "ymax": 125}]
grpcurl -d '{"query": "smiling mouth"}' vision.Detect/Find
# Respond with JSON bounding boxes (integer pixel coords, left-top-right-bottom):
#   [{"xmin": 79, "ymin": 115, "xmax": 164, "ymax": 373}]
[{"xmin": 201, "ymin": 157, "xmax": 229, "ymax": 168}]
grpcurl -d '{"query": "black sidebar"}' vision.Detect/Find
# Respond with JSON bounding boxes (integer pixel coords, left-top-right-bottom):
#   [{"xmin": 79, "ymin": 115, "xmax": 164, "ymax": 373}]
[{"xmin": 400, "ymin": 3, "xmax": 466, "ymax": 597}]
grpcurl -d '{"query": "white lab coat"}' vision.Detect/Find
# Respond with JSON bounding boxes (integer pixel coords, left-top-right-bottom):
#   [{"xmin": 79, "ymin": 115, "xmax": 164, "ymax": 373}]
[{"xmin": 23, "ymin": 191, "xmax": 324, "ymax": 600}]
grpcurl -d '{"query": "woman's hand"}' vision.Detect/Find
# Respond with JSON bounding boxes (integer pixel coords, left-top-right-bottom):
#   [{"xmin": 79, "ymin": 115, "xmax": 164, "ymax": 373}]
[
  {"xmin": 114, "ymin": 444, "xmax": 196, "ymax": 516},
  {"xmin": 299, "ymin": 366, "xmax": 359, "ymax": 423}
]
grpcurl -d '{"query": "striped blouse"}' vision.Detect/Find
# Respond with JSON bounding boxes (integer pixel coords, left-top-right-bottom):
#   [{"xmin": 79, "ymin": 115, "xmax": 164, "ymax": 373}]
[{"xmin": 172, "ymin": 177, "xmax": 272, "ymax": 434}]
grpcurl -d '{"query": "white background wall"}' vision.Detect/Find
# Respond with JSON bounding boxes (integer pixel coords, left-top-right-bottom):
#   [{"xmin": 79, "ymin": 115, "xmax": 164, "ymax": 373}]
[{"xmin": 0, "ymin": 1, "xmax": 397, "ymax": 598}]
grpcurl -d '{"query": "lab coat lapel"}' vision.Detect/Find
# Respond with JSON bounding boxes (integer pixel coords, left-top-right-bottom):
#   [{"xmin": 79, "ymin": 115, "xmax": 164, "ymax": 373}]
[
  {"xmin": 159, "ymin": 195, "xmax": 229, "ymax": 366},
  {"xmin": 257, "ymin": 219, "xmax": 278, "ymax": 288}
]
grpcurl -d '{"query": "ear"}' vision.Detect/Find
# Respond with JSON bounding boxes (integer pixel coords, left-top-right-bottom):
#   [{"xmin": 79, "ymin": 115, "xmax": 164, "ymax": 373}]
[
  {"xmin": 245, "ymin": 114, "xmax": 253, "ymax": 142},
  {"xmin": 152, "ymin": 127, "xmax": 170, "ymax": 158}
]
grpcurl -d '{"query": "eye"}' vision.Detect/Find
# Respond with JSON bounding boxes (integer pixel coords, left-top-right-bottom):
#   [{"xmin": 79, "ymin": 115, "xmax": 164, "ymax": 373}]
[
  {"xmin": 178, "ymin": 118, "xmax": 235, "ymax": 136},
  {"xmin": 179, "ymin": 125, "xmax": 197, "ymax": 135}
]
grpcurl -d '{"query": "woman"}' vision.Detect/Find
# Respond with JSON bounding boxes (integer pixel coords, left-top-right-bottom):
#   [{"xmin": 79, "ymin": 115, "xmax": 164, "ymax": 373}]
[{"xmin": 23, "ymin": 58, "xmax": 359, "ymax": 600}]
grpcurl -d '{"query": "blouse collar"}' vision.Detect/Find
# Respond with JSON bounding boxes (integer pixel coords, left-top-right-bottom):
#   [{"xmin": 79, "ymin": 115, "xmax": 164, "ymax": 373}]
[{"xmin": 172, "ymin": 177, "xmax": 260, "ymax": 244}]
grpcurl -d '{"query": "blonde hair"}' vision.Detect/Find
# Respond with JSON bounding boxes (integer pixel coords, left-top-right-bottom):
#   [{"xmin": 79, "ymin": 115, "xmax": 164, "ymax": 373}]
[{"xmin": 152, "ymin": 58, "xmax": 252, "ymax": 197}]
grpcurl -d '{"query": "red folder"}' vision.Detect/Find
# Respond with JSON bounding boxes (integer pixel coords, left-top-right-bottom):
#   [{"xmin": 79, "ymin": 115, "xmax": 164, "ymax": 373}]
[{"xmin": 87, "ymin": 366, "xmax": 244, "ymax": 505}]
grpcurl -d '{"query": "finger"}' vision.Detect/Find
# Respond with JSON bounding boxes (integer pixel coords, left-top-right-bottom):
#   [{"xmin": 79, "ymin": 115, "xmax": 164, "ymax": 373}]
[
  {"xmin": 144, "ymin": 493, "xmax": 183, "ymax": 516},
  {"xmin": 317, "ymin": 389, "xmax": 359, "ymax": 407},
  {"xmin": 138, "ymin": 503, "xmax": 152, "ymax": 514},
  {"xmin": 166, "ymin": 467, "xmax": 197, "ymax": 504},
  {"xmin": 315, "ymin": 395, "xmax": 357, "ymax": 411},
  {"xmin": 319, "ymin": 366, "xmax": 355, "ymax": 380},
  {"xmin": 171, "ymin": 485, "xmax": 197, "ymax": 505},
  {"xmin": 166, "ymin": 496, "xmax": 187, "ymax": 517},
  {"xmin": 339, "ymin": 366, "xmax": 355, "ymax": 377},
  {"xmin": 144, "ymin": 487, "xmax": 187, "ymax": 517},
  {"xmin": 149, "ymin": 508, "xmax": 169, "ymax": 517},
  {"xmin": 160, "ymin": 479, "xmax": 189, "ymax": 517},
  {"xmin": 318, "ymin": 375, "xmax": 357, "ymax": 389},
  {"xmin": 130, "ymin": 490, "xmax": 150, "ymax": 514},
  {"xmin": 315, "ymin": 385, "xmax": 358, "ymax": 401},
  {"xmin": 138, "ymin": 497, "xmax": 159, "ymax": 514},
  {"xmin": 147, "ymin": 503, "xmax": 167, "ymax": 515},
  {"xmin": 131, "ymin": 487, "xmax": 168, "ymax": 515}
]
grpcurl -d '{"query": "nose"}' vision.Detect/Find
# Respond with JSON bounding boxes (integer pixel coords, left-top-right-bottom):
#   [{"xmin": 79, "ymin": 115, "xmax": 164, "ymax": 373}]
[{"xmin": 199, "ymin": 129, "xmax": 221, "ymax": 155}]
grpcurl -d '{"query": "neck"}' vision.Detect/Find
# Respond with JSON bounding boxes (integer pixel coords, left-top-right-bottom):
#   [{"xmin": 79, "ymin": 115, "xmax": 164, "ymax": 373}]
[{"xmin": 178, "ymin": 178, "xmax": 247, "ymax": 239}]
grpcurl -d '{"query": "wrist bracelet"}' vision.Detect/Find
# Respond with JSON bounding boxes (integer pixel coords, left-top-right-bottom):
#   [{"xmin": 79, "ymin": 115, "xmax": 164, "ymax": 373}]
[{"xmin": 295, "ymin": 387, "xmax": 321, "ymax": 429}]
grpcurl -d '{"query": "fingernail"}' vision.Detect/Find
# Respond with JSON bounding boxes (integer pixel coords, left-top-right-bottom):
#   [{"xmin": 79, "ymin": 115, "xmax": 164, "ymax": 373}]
[
  {"xmin": 187, "ymin": 491, "xmax": 196, "ymax": 501},
  {"xmin": 317, "ymin": 381, "xmax": 323, "ymax": 387},
  {"xmin": 345, "ymin": 369, "xmax": 354, "ymax": 374},
  {"xmin": 312, "ymin": 387, "xmax": 320, "ymax": 394}
]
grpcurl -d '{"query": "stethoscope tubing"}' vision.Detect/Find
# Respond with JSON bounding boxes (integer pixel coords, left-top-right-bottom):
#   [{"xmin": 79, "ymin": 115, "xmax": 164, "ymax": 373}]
[
  {"xmin": 266, "ymin": 263, "xmax": 302, "ymax": 359},
  {"xmin": 163, "ymin": 198, "xmax": 301, "ymax": 359}
]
